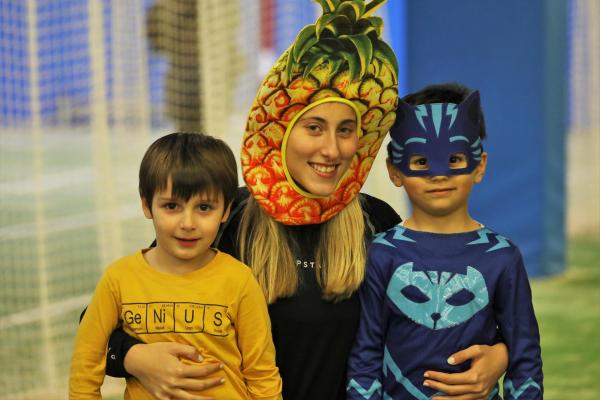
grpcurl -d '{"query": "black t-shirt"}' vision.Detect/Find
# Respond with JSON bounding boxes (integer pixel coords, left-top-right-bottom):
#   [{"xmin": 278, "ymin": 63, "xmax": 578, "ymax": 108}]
[{"xmin": 106, "ymin": 187, "xmax": 401, "ymax": 400}]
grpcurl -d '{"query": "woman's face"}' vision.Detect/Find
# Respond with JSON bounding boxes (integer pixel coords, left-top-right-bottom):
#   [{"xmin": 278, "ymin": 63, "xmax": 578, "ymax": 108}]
[{"xmin": 285, "ymin": 102, "xmax": 359, "ymax": 197}]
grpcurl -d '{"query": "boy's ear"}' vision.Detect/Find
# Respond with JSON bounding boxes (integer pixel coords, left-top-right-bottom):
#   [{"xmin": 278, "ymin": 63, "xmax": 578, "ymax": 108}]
[
  {"xmin": 474, "ymin": 152, "xmax": 488, "ymax": 183},
  {"xmin": 386, "ymin": 159, "xmax": 404, "ymax": 188},
  {"xmin": 141, "ymin": 197, "xmax": 153, "ymax": 219},
  {"xmin": 221, "ymin": 202, "xmax": 232, "ymax": 223}
]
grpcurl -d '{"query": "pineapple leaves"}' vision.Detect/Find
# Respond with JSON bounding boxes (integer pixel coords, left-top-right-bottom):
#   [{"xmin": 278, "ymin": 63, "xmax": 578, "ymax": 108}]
[
  {"xmin": 303, "ymin": 52, "xmax": 329, "ymax": 78},
  {"xmin": 292, "ymin": 24, "xmax": 318, "ymax": 62},
  {"xmin": 339, "ymin": 34, "xmax": 373, "ymax": 79},
  {"xmin": 327, "ymin": 57, "xmax": 344, "ymax": 77},
  {"xmin": 321, "ymin": 14, "xmax": 352, "ymax": 37},
  {"xmin": 355, "ymin": 17, "xmax": 383, "ymax": 38},
  {"xmin": 374, "ymin": 39, "xmax": 398, "ymax": 77},
  {"xmin": 314, "ymin": 0, "xmax": 340, "ymax": 13},
  {"xmin": 317, "ymin": 38, "xmax": 343, "ymax": 53},
  {"xmin": 328, "ymin": 0, "xmax": 341, "ymax": 11},
  {"xmin": 314, "ymin": 0, "xmax": 332, "ymax": 13},
  {"xmin": 285, "ymin": 50, "xmax": 295, "ymax": 85},
  {"xmin": 314, "ymin": 1, "xmax": 385, "ymax": 42},
  {"xmin": 364, "ymin": 0, "xmax": 386, "ymax": 18},
  {"xmin": 366, "ymin": 16, "xmax": 383, "ymax": 36},
  {"xmin": 316, "ymin": 13, "xmax": 337, "ymax": 39},
  {"xmin": 339, "ymin": 50, "xmax": 360, "ymax": 81},
  {"xmin": 287, "ymin": 0, "xmax": 392, "ymax": 83},
  {"xmin": 337, "ymin": 1, "xmax": 366, "ymax": 23}
]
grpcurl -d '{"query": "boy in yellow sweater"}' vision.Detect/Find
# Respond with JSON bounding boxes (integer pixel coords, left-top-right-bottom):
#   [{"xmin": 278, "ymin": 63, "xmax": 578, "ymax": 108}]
[{"xmin": 69, "ymin": 132, "xmax": 282, "ymax": 399}]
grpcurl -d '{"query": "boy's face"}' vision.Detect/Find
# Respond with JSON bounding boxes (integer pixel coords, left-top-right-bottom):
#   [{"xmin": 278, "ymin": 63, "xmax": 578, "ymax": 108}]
[
  {"xmin": 386, "ymin": 152, "xmax": 487, "ymax": 219},
  {"xmin": 142, "ymin": 180, "xmax": 230, "ymax": 272}
]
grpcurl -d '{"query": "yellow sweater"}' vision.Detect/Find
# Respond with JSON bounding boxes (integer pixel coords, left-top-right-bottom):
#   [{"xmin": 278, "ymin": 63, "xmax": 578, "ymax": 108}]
[{"xmin": 70, "ymin": 249, "xmax": 281, "ymax": 399}]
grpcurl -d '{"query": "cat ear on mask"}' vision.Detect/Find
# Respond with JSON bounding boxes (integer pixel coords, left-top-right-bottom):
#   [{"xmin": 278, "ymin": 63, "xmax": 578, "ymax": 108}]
[
  {"xmin": 397, "ymin": 97, "xmax": 413, "ymax": 115},
  {"xmin": 393, "ymin": 98, "xmax": 411, "ymax": 127},
  {"xmin": 461, "ymin": 90, "xmax": 481, "ymax": 128},
  {"xmin": 390, "ymin": 98, "xmax": 413, "ymax": 145}
]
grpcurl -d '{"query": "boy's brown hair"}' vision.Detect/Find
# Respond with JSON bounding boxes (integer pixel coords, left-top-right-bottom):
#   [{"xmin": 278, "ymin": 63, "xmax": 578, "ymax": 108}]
[{"xmin": 139, "ymin": 132, "xmax": 238, "ymax": 211}]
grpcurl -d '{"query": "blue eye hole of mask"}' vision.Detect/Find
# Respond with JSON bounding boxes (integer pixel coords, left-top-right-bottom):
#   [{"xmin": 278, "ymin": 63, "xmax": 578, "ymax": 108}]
[
  {"xmin": 408, "ymin": 153, "xmax": 469, "ymax": 173},
  {"xmin": 390, "ymin": 91, "xmax": 484, "ymax": 177}
]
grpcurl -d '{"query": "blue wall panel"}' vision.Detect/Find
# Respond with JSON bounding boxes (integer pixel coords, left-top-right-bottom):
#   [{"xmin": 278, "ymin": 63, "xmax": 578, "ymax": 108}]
[{"xmin": 389, "ymin": 0, "xmax": 567, "ymax": 276}]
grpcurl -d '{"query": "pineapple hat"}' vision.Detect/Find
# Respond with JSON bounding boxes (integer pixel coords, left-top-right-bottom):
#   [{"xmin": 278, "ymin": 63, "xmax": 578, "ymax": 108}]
[{"xmin": 242, "ymin": 0, "xmax": 399, "ymax": 225}]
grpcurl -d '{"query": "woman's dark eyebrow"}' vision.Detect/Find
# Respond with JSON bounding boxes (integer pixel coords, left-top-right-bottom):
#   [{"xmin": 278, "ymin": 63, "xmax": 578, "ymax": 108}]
[
  {"xmin": 298, "ymin": 117, "xmax": 357, "ymax": 125},
  {"xmin": 299, "ymin": 116, "xmax": 326, "ymax": 123}
]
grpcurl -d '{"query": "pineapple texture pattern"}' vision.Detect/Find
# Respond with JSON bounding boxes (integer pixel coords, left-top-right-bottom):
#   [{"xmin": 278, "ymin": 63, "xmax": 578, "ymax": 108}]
[{"xmin": 242, "ymin": 0, "xmax": 399, "ymax": 224}]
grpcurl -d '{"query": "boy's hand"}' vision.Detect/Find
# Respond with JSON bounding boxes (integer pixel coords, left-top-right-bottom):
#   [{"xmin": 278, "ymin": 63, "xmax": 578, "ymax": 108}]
[
  {"xmin": 125, "ymin": 342, "xmax": 225, "ymax": 400},
  {"xmin": 424, "ymin": 343, "xmax": 508, "ymax": 400}
]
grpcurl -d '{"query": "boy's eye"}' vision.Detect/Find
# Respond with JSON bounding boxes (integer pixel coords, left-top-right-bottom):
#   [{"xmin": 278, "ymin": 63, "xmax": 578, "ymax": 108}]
[
  {"xmin": 198, "ymin": 204, "xmax": 213, "ymax": 212},
  {"xmin": 163, "ymin": 202, "xmax": 178, "ymax": 210},
  {"xmin": 408, "ymin": 155, "xmax": 429, "ymax": 171},
  {"xmin": 449, "ymin": 153, "xmax": 468, "ymax": 169}
]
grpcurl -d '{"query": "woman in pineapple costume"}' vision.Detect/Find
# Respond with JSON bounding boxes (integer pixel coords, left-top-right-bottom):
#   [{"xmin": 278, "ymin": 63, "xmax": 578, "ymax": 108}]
[{"xmin": 104, "ymin": 1, "xmax": 509, "ymax": 399}]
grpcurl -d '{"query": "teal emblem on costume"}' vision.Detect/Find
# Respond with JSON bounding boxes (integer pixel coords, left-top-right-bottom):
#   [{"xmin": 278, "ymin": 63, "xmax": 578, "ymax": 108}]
[
  {"xmin": 347, "ymin": 378, "xmax": 382, "ymax": 399},
  {"xmin": 386, "ymin": 262, "xmax": 489, "ymax": 329},
  {"xmin": 504, "ymin": 378, "xmax": 542, "ymax": 399},
  {"xmin": 467, "ymin": 228, "xmax": 511, "ymax": 252}
]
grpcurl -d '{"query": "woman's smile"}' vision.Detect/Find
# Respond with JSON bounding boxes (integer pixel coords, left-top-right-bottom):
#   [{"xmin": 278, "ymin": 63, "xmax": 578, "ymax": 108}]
[{"xmin": 309, "ymin": 162, "xmax": 339, "ymax": 177}]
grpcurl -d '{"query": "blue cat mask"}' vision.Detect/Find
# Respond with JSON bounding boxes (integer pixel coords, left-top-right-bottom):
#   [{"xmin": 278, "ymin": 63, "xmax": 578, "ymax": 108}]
[
  {"xmin": 389, "ymin": 91, "xmax": 483, "ymax": 177},
  {"xmin": 386, "ymin": 262, "xmax": 489, "ymax": 330}
]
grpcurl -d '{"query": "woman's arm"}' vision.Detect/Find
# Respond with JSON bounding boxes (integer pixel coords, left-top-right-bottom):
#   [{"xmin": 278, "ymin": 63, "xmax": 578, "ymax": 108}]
[
  {"xmin": 123, "ymin": 342, "xmax": 225, "ymax": 400},
  {"xmin": 106, "ymin": 327, "xmax": 141, "ymax": 377},
  {"xmin": 425, "ymin": 343, "xmax": 508, "ymax": 400},
  {"xmin": 106, "ymin": 326, "xmax": 225, "ymax": 399}
]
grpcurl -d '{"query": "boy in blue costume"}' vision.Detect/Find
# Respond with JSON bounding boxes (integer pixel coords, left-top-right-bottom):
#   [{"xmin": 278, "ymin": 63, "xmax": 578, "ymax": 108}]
[{"xmin": 346, "ymin": 83, "xmax": 543, "ymax": 400}]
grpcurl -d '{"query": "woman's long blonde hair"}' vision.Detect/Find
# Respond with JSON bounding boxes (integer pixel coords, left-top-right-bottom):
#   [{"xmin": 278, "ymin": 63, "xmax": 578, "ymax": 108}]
[{"xmin": 238, "ymin": 196, "xmax": 366, "ymax": 304}]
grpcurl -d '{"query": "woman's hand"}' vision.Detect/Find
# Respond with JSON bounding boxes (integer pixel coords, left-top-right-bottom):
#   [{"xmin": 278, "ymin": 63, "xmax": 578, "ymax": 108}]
[
  {"xmin": 425, "ymin": 343, "xmax": 508, "ymax": 400},
  {"xmin": 124, "ymin": 342, "xmax": 225, "ymax": 400}
]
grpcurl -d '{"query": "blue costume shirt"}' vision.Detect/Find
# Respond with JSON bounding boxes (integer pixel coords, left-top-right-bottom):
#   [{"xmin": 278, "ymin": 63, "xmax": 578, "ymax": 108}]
[{"xmin": 347, "ymin": 225, "xmax": 543, "ymax": 400}]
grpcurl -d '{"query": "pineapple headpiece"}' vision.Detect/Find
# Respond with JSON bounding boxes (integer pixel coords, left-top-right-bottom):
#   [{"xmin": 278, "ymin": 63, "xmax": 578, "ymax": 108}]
[{"xmin": 242, "ymin": 0, "xmax": 399, "ymax": 225}]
